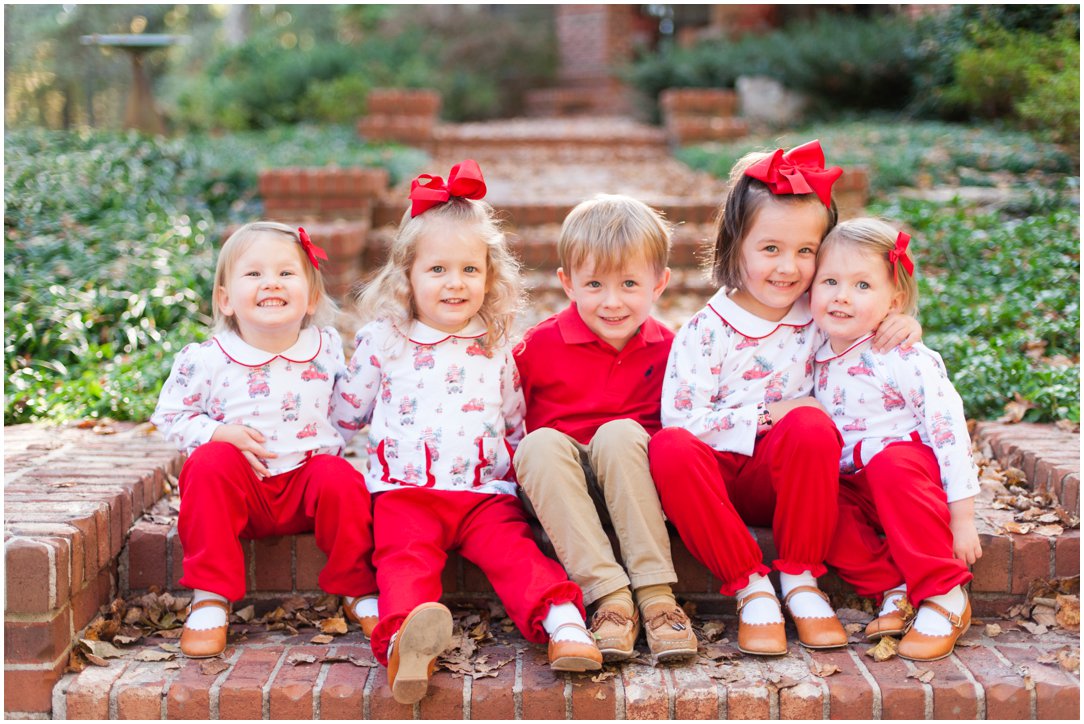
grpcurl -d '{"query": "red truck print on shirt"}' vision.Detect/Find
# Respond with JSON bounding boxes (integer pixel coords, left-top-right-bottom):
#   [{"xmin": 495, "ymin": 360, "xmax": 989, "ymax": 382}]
[{"xmin": 742, "ymin": 356, "xmax": 773, "ymax": 380}]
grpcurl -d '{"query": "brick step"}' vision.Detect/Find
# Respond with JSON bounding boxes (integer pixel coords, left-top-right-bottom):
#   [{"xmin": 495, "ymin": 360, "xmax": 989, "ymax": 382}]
[
  {"xmin": 49, "ymin": 614, "xmax": 1081, "ymax": 720},
  {"xmin": 975, "ymin": 422, "xmax": 1080, "ymax": 515}
]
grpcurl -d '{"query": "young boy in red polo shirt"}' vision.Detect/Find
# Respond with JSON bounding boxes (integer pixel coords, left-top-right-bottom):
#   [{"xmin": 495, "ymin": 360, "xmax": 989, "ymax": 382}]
[{"xmin": 513, "ymin": 194, "xmax": 698, "ymax": 662}]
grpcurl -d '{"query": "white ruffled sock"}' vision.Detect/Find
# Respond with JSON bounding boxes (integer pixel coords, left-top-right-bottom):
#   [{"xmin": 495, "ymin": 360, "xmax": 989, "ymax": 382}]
[
  {"xmin": 186, "ymin": 590, "xmax": 229, "ymax": 630},
  {"xmin": 880, "ymin": 584, "xmax": 908, "ymax": 617},
  {"xmin": 914, "ymin": 585, "xmax": 966, "ymax": 636},
  {"xmin": 542, "ymin": 602, "xmax": 594, "ymax": 644},
  {"xmin": 779, "ymin": 571, "xmax": 836, "ymax": 618},
  {"xmin": 735, "ymin": 573, "xmax": 783, "ymax": 625},
  {"xmin": 345, "ymin": 595, "xmax": 379, "ymax": 619}
]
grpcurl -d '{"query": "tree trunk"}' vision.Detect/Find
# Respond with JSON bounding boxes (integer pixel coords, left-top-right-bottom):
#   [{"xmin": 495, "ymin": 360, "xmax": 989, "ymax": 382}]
[{"xmin": 223, "ymin": 5, "xmax": 249, "ymax": 46}]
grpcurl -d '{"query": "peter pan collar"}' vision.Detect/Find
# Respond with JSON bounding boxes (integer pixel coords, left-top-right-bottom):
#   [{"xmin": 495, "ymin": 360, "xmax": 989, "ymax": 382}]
[
  {"xmin": 556, "ymin": 304, "xmax": 666, "ymax": 347},
  {"xmin": 406, "ymin": 317, "xmax": 487, "ymax": 345},
  {"xmin": 707, "ymin": 288, "xmax": 813, "ymax": 339},
  {"xmin": 814, "ymin": 333, "xmax": 875, "ymax": 363},
  {"xmin": 214, "ymin": 326, "xmax": 323, "ymax": 367}
]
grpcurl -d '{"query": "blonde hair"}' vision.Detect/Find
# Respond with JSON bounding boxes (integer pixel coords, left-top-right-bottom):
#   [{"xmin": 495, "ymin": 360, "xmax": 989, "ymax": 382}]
[
  {"xmin": 212, "ymin": 221, "xmax": 337, "ymax": 333},
  {"xmin": 558, "ymin": 194, "xmax": 671, "ymax": 276},
  {"xmin": 820, "ymin": 217, "xmax": 919, "ymax": 315},
  {"xmin": 354, "ymin": 198, "xmax": 523, "ymax": 348},
  {"xmin": 710, "ymin": 151, "xmax": 838, "ymax": 289}
]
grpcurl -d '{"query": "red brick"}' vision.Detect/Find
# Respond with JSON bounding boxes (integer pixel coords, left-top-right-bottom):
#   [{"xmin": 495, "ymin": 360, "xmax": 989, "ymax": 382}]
[
  {"xmin": 954, "ymin": 644, "xmax": 1031, "ymax": 720},
  {"xmin": 5, "ymin": 536, "xmax": 68, "ymax": 614},
  {"xmin": 295, "ymin": 534, "xmax": 326, "ymax": 592},
  {"xmin": 219, "ymin": 646, "xmax": 284, "ymax": 720},
  {"xmin": 417, "ymin": 665, "xmax": 464, "ymax": 719},
  {"xmin": 9, "ymin": 485, "xmax": 128, "ymax": 557},
  {"xmin": 71, "ymin": 566, "xmax": 115, "ymax": 634},
  {"xmin": 66, "ymin": 659, "xmax": 129, "ymax": 719},
  {"xmin": 859, "ymin": 643, "xmax": 926, "ymax": 720},
  {"xmin": 997, "ymin": 645, "xmax": 1080, "ymax": 720},
  {"xmin": 127, "ymin": 524, "xmax": 169, "ymax": 591},
  {"xmin": 1060, "ymin": 473, "xmax": 1079, "ymax": 514},
  {"xmin": 670, "ymin": 532, "xmax": 711, "ymax": 594},
  {"xmin": 1054, "ymin": 530, "xmax": 1080, "ymax": 577},
  {"xmin": 921, "ymin": 654, "xmax": 980, "ymax": 718},
  {"xmin": 570, "ymin": 662, "xmax": 617, "ymax": 719},
  {"xmin": 972, "ymin": 532, "xmax": 1011, "ymax": 593},
  {"xmin": 170, "ymin": 530, "xmax": 184, "ymax": 590},
  {"xmin": 3, "ymin": 658, "xmax": 67, "ymax": 714},
  {"xmin": 366, "ymin": 663, "xmax": 414, "ymax": 720},
  {"xmin": 3, "ymin": 604, "xmax": 71, "ymax": 664},
  {"xmin": 519, "ymin": 645, "xmax": 566, "ymax": 719},
  {"xmin": 5, "ymin": 501, "xmax": 108, "ymax": 570},
  {"xmin": 319, "ymin": 644, "xmax": 372, "ymax": 719},
  {"xmin": 252, "ymin": 536, "xmax": 294, "ymax": 592},
  {"xmin": 726, "ymin": 663, "xmax": 772, "ymax": 719},
  {"xmin": 622, "ymin": 661, "xmax": 667, "ymax": 718},
  {"xmin": 780, "ymin": 677, "xmax": 826, "ymax": 720},
  {"xmin": 670, "ymin": 661, "xmax": 720, "ymax": 719},
  {"xmin": 469, "ymin": 644, "xmax": 517, "ymax": 719},
  {"xmin": 165, "ymin": 656, "xmax": 220, "ymax": 719},
  {"xmin": 269, "ymin": 645, "xmax": 323, "ymax": 719},
  {"xmin": 1010, "ymin": 533, "xmax": 1052, "ymax": 594},
  {"xmin": 115, "ymin": 661, "xmax": 173, "ymax": 719},
  {"xmin": 8, "ymin": 522, "xmax": 87, "ymax": 594},
  {"xmin": 807, "ymin": 648, "xmax": 874, "ymax": 719},
  {"xmin": 443, "ymin": 554, "xmax": 463, "ymax": 595}
]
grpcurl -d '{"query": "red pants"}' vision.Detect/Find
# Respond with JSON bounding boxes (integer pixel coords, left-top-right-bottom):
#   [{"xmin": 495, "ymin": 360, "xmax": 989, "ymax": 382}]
[
  {"xmin": 648, "ymin": 407, "xmax": 843, "ymax": 595},
  {"xmin": 827, "ymin": 441, "xmax": 971, "ymax": 605},
  {"xmin": 177, "ymin": 441, "xmax": 376, "ymax": 602},
  {"xmin": 369, "ymin": 488, "xmax": 583, "ymax": 666}
]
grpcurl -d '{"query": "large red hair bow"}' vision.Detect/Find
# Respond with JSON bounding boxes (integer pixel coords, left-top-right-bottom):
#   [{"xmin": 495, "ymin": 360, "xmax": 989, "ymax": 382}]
[
  {"xmin": 889, "ymin": 231, "xmax": 914, "ymax": 284},
  {"xmin": 743, "ymin": 139, "xmax": 843, "ymax": 209},
  {"xmin": 297, "ymin": 227, "xmax": 328, "ymax": 270},
  {"xmin": 409, "ymin": 159, "xmax": 487, "ymax": 217}
]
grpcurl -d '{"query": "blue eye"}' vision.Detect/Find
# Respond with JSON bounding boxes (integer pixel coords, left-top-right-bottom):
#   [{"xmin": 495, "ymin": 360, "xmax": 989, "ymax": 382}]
[
  {"xmin": 464, "ymin": 266, "xmax": 478, "ymax": 273},
  {"xmin": 857, "ymin": 281, "xmax": 870, "ymax": 290},
  {"xmin": 764, "ymin": 245, "xmax": 778, "ymax": 253},
  {"xmin": 623, "ymin": 280, "xmax": 637, "ymax": 288},
  {"xmin": 587, "ymin": 281, "xmax": 601, "ymax": 288},
  {"xmin": 431, "ymin": 266, "xmax": 444, "ymax": 273},
  {"xmin": 823, "ymin": 278, "xmax": 837, "ymax": 285}
]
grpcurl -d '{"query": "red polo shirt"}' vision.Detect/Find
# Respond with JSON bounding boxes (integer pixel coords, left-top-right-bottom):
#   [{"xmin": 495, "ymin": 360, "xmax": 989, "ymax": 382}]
[{"xmin": 514, "ymin": 304, "xmax": 675, "ymax": 445}]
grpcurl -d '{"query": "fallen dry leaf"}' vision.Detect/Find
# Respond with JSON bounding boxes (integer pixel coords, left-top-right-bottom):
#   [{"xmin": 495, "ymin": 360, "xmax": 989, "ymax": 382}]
[
  {"xmin": 133, "ymin": 649, "xmax": 176, "ymax": 662},
  {"xmin": 1019, "ymin": 621, "xmax": 1049, "ymax": 635},
  {"xmin": 287, "ymin": 653, "xmax": 318, "ymax": 666},
  {"xmin": 1057, "ymin": 648, "xmax": 1080, "ymax": 673},
  {"xmin": 85, "ymin": 653, "xmax": 110, "ymax": 667},
  {"xmin": 1002, "ymin": 521, "xmax": 1033, "ymax": 535},
  {"xmin": 591, "ymin": 670, "xmax": 617, "ymax": 683},
  {"xmin": 233, "ymin": 605, "xmax": 255, "ymax": 623},
  {"xmin": 1055, "ymin": 594, "xmax": 1080, "ymax": 630},
  {"xmin": 319, "ymin": 617, "xmax": 348, "ymax": 635},
  {"xmin": 699, "ymin": 620, "xmax": 726, "ymax": 642},
  {"xmin": 200, "ymin": 659, "xmax": 230, "ymax": 676},
  {"xmin": 310, "ymin": 634, "xmax": 335, "ymax": 645},
  {"xmin": 163, "ymin": 661, "xmax": 182, "ymax": 670},
  {"xmin": 908, "ymin": 668, "xmax": 935, "ymax": 683},
  {"xmin": 1034, "ymin": 524, "xmax": 1065, "ymax": 537},
  {"xmin": 80, "ymin": 639, "xmax": 126, "ymax": 659},
  {"xmin": 866, "ymin": 636, "xmax": 899, "ymax": 662},
  {"xmin": 809, "ymin": 661, "xmax": 841, "ymax": 678},
  {"xmin": 985, "ymin": 623, "xmax": 1003, "ymax": 637},
  {"xmin": 323, "ymin": 654, "xmax": 376, "ymax": 667},
  {"xmin": 998, "ymin": 395, "xmax": 1036, "ymax": 424}
]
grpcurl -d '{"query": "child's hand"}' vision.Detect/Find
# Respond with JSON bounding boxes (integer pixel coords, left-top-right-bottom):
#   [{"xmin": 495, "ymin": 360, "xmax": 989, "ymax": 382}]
[
  {"xmin": 871, "ymin": 312, "xmax": 922, "ymax": 352},
  {"xmin": 948, "ymin": 498, "xmax": 982, "ymax": 565},
  {"xmin": 766, "ymin": 397, "xmax": 826, "ymax": 421},
  {"xmin": 211, "ymin": 424, "xmax": 277, "ymax": 478}
]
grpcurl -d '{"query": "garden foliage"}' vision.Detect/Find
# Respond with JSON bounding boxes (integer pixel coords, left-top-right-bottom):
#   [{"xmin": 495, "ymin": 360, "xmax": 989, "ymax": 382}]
[{"xmin": 4, "ymin": 126, "xmax": 421, "ymax": 424}]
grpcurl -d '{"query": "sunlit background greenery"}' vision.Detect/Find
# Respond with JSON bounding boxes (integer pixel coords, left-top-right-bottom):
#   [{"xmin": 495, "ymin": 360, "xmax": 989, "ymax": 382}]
[{"xmin": 4, "ymin": 4, "xmax": 1079, "ymax": 425}]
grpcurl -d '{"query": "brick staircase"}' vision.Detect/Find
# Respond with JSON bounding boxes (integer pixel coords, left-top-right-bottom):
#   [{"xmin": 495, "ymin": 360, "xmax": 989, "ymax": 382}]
[{"xmin": 6, "ymin": 117, "xmax": 1078, "ymax": 718}]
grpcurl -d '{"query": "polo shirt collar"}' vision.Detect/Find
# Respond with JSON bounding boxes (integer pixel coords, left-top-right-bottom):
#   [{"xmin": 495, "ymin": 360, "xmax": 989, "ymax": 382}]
[
  {"xmin": 214, "ymin": 326, "xmax": 322, "ymax": 366},
  {"xmin": 814, "ymin": 333, "xmax": 875, "ymax": 363},
  {"xmin": 707, "ymin": 288, "xmax": 813, "ymax": 339},
  {"xmin": 406, "ymin": 317, "xmax": 486, "ymax": 345},
  {"xmin": 556, "ymin": 304, "xmax": 666, "ymax": 349}
]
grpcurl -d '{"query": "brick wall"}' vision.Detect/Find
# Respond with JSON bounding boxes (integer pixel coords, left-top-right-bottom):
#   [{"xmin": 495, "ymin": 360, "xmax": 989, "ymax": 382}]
[{"xmin": 357, "ymin": 88, "xmax": 442, "ymax": 145}]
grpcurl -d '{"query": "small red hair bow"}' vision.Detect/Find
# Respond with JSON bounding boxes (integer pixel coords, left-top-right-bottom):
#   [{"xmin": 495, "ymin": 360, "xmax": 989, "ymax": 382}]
[
  {"xmin": 743, "ymin": 139, "xmax": 843, "ymax": 209},
  {"xmin": 409, "ymin": 159, "xmax": 487, "ymax": 217},
  {"xmin": 889, "ymin": 231, "xmax": 914, "ymax": 283},
  {"xmin": 297, "ymin": 227, "xmax": 328, "ymax": 270}
]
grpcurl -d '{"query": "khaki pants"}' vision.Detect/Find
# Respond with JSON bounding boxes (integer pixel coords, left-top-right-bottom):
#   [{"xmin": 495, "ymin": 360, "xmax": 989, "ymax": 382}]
[{"xmin": 514, "ymin": 419, "xmax": 676, "ymax": 606}]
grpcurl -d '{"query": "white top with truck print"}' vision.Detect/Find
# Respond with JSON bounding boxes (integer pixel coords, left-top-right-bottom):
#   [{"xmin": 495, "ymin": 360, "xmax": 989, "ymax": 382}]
[
  {"xmin": 330, "ymin": 317, "xmax": 525, "ymax": 497},
  {"xmin": 151, "ymin": 326, "xmax": 346, "ymax": 475},
  {"xmin": 661, "ymin": 288, "xmax": 823, "ymax": 457},
  {"xmin": 813, "ymin": 334, "xmax": 978, "ymax": 503}
]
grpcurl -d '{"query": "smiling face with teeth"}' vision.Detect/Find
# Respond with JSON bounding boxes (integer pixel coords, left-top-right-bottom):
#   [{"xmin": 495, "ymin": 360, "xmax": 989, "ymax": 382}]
[
  {"xmin": 729, "ymin": 199, "xmax": 829, "ymax": 322},
  {"xmin": 408, "ymin": 221, "xmax": 489, "ymax": 334},
  {"xmin": 216, "ymin": 232, "xmax": 317, "ymax": 353}
]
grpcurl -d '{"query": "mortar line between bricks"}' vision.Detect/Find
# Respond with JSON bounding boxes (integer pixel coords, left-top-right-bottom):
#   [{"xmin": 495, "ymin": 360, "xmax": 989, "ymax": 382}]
[
  {"xmin": 160, "ymin": 665, "xmax": 182, "ymax": 721},
  {"xmin": 363, "ymin": 647, "xmax": 377, "ymax": 720},
  {"xmin": 902, "ymin": 657, "xmax": 934, "ymax": 719},
  {"xmin": 314, "ymin": 656, "xmax": 332, "ymax": 720},
  {"xmin": 848, "ymin": 646, "xmax": 883, "ymax": 719},
  {"xmin": 799, "ymin": 646, "xmax": 831, "ymax": 719},
  {"xmin": 512, "ymin": 646, "xmax": 523, "ymax": 720},
  {"xmin": 108, "ymin": 664, "xmax": 121, "ymax": 720},
  {"xmin": 767, "ymin": 656, "xmax": 779, "ymax": 720},
  {"xmin": 462, "ymin": 664, "xmax": 472, "ymax": 720},
  {"xmin": 50, "ymin": 672, "xmax": 72, "ymax": 720},
  {"xmin": 948, "ymin": 653, "xmax": 985, "ymax": 720},
  {"xmin": 3, "ymin": 436, "xmax": 81, "ymax": 488},
  {"xmin": 1047, "ymin": 535, "xmax": 1056, "ymax": 579},
  {"xmin": 715, "ymin": 673, "xmax": 726, "ymax": 720},
  {"xmin": 664, "ymin": 665, "xmax": 675, "ymax": 719},
  {"xmin": 987, "ymin": 645, "xmax": 1037, "ymax": 719},
  {"xmin": 615, "ymin": 663, "xmax": 626, "ymax": 720},
  {"xmin": 210, "ymin": 647, "xmax": 243, "ymax": 720},
  {"xmin": 561, "ymin": 673, "xmax": 573, "ymax": 719},
  {"xmin": 262, "ymin": 647, "xmax": 290, "ymax": 720}
]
